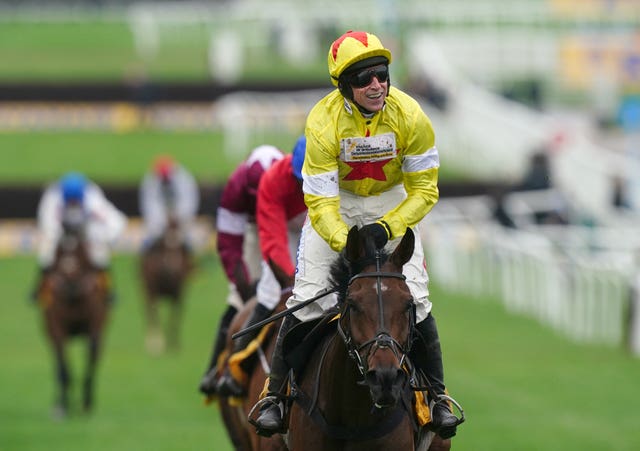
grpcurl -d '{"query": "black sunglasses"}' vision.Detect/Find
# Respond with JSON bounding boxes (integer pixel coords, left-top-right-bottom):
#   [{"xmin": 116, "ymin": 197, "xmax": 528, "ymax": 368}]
[{"xmin": 348, "ymin": 66, "xmax": 389, "ymax": 88}]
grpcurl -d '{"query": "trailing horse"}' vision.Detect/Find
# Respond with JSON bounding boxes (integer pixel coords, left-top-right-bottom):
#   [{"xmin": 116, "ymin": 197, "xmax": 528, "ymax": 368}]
[
  {"xmin": 39, "ymin": 216, "xmax": 110, "ymax": 418},
  {"xmin": 140, "ymin": 215, "xmax": 193, "ymax": 354},
  {"xmin": 217, "ymin": 261, "xmax": 289, "ymax": 451}
]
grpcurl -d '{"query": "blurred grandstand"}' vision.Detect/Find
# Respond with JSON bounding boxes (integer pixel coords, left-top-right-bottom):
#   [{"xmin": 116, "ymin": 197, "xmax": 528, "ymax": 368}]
[{"xmin": 1, "ymin": 0, "xmax": 640, "ymax": 354}]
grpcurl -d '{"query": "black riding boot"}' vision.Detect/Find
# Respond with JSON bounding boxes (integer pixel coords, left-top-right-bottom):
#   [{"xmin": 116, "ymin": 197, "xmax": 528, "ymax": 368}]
[
  {"xmin": 253, "ymin": 314, "xmax": 300, "ymax": 437},
  {"xmin": 412, "ymin": 314, "xmax": 458, "ymax": 439},
  {"xmin": 199, "ymin": 305, "xmax": 237, "ymax": 395},
  {"xmin": 216, "ymin": 303, "xmax": 273, "ymax": 397}
]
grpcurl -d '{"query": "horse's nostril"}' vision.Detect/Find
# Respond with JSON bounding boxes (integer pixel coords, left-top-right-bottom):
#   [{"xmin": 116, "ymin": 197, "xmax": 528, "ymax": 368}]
[
  {"xmin": 365, "ymin": 370, "xmax": 378, "ymax": 386},
  {"xmin": 366, "ymin": 367, "xmax": 405, "ymax": 398}
]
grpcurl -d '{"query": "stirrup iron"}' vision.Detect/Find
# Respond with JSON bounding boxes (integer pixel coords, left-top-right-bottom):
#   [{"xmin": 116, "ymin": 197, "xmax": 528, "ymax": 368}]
[{"xmin": 432, "ymin": 394, "xmax": 465, "ymax": 426}]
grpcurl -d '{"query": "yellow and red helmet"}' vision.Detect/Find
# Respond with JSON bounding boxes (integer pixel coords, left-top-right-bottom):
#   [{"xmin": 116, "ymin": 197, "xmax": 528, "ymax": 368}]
[{"xmin": 327, "ymin": 31, "xmax": 392, "ymax": 86}]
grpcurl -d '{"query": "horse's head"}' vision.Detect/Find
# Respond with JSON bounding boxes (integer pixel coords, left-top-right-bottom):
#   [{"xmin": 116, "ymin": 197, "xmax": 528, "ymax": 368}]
[
  {"xmin": 50, "ymin": 206, "xmax": 93, "ymax": 301},
  {"xmin": 161, "ymin": 213, "xmax": 183, "ymax": 250},
  {"xmin": 57, "ymin": 205, "xmax": 90, "ymax": 269},
  {"xmin": 331, "ymin": 226, "xmax": 415, "ymax": 409}
]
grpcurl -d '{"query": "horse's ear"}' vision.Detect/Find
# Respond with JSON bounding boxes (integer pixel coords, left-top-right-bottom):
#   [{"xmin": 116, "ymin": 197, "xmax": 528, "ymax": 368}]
[
  {"xmin": 344, "ymin": 225, "xmax": 362, "ymax": 263},
  {"xmin": 389, "ymin": 228, "xmax": 414, "ymax": 268}
]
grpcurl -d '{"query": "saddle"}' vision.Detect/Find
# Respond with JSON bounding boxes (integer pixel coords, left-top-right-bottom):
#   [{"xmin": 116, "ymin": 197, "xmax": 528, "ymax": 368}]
[
  {"xmin": 282, "ymin": 311, "xmax": 339, "ymax": 374},
  {"xmin": 224, "ymin": 313, "xmax": 333, "ymax": 404}
]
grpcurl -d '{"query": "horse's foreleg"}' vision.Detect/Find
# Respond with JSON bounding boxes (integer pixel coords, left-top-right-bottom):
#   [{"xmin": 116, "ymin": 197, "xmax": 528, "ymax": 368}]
[
  {"xmin": 83, "ymin": 336, "xmax": 100, "ymax": 413},
  {"xmin": 52, "ymin": 342, "xmax": 70, "ymax": 419},
  {"xmin": 167, "ymin": 297, "xmax": 183, "ymax": 352},
  {"xmin": 218, "ymin": 400, "xmax": 253, "ymax": 451}
]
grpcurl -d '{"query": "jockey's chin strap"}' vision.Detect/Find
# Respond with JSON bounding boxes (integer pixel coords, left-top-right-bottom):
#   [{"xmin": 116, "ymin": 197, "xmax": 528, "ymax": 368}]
[{"xmin": 337, "ymin": 249, "xmax": 414, "ymax": 379}]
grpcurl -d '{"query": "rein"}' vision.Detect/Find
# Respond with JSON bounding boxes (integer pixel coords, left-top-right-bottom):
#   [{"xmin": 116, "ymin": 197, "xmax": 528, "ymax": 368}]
[{"xmin": 231, "ymin": 287, "xmax": 339, "ymax": 339}]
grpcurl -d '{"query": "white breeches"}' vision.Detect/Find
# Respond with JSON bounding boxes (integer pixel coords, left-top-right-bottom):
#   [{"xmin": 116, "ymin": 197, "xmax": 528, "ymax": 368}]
[
  {"xmin": 289, "ymin": 185, "xmax": 432, "ymax": 323},
  {"xmin": 255, "ymin": 229, "xmax": 301, "ymax": 311}
]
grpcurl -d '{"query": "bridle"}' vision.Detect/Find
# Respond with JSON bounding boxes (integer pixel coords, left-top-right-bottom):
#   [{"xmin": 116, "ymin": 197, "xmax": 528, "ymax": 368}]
[{"xmin": 337, "ymin": 250, "xmax": 416, "ymax": 378}]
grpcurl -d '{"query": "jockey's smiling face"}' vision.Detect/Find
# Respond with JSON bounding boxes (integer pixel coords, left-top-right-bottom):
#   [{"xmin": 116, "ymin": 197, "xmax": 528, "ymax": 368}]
[{"xmin": 349, "ymin": 64, "xmax": 388, "ymax": 113}]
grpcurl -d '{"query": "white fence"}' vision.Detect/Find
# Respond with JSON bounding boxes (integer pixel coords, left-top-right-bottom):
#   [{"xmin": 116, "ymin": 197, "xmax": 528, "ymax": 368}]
[{"xmin": 421, "ymin": 195, "xmax": 639, "ymax": 353}]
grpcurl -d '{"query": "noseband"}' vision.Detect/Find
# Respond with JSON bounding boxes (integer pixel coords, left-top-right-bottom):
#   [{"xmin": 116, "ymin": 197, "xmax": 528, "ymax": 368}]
[{"xmin": 337, "ymin": 250, "xmax": 416, "ymax": 378}]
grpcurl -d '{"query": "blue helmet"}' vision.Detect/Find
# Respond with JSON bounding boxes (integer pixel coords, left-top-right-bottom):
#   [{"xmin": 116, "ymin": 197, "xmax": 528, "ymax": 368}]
[
  {"xmin": 60, "ymin": 172, "xmax": 87, "ymax": 203},
  {"xmin": 291, "ymin": 135, "xmax": 306, "ymax": 181}
]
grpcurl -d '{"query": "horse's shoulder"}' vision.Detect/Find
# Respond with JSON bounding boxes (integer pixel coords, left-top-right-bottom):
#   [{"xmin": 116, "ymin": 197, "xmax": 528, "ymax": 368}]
[{"xmin": 283, "ymin": 313, "xmax": 339, "ymax": 374}]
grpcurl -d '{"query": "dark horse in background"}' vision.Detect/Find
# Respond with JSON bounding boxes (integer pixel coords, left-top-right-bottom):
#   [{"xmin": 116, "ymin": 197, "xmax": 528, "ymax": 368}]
[
  {"xmin": 39, "ymin": 210, "xmax": 111, "ymax": 418},
  {"xmin": 217, "ymin": 262, "xmax": 289, "ymax": 451},
  {"xmin": 264, "ymin": 226, "xmax": 462, "ymax": 451},
  {"xmin": 140, "ymin": 213, "xmax": 193, "ymax": 355}
]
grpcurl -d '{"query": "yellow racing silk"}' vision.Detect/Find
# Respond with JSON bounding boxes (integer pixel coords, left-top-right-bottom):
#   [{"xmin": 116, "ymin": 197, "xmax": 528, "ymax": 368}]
[
  {"xmin": 303, "ymin": 86, "xmax": 439, "ymax": 251},
  {"xmin": 414, "ymin": 389, "xmax": 432, "ymax": 426}
]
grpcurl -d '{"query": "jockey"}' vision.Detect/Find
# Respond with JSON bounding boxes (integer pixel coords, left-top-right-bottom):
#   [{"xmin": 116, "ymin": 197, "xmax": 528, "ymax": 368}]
[
  {"xmin": 216, "ymin": 135, "xmax": 308, "ymax": 397},
  {"xmin": 199, "ymin": 144, "xmax": 285, "ymax": 395},
  {"xmin": 139, "ymin": 155, "xmax": 200, "ymax": 250},
  {"xmin": 32, "ymin": 172, "xmax": 127, "ymax": 302},
  {"xmin": 252, "ymin": 31, "xmax": 459, "ymax": 439}
]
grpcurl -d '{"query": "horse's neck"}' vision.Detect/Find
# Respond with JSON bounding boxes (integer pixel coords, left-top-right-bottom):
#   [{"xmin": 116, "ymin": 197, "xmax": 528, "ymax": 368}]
[
  {"xmin": 161, "ymin": 225, "xmax": 182, "ymax": 249},
  {"xmin": 317, "ymin": 335, "xmax": 372, "ymax": 419},
  {"xmin": 58, "ymin": 232, "xmax": 91, "ymax": 266}
]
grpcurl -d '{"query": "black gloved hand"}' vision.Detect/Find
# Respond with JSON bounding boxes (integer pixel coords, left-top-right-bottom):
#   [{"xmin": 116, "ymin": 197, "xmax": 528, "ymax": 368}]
[{"xmin": 360, "ymin": 222, "xmax": 390, "ymax": 249}]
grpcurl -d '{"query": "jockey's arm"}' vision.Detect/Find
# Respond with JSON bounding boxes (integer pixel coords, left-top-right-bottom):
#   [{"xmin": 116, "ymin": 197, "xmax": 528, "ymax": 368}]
[{"xmin": 86, "ymin": 188, "xmax": 127, "ymax": 245}]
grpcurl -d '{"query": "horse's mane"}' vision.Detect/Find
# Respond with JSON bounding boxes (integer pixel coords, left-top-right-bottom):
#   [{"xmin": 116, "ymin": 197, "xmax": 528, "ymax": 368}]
[{"xmin": 328, "ymin": 231, "xmax": 390, "ymax": 304}]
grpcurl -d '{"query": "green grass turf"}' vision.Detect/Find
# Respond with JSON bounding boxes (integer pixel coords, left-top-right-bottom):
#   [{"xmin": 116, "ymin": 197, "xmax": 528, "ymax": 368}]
[
  {"xmin": 0, "ymin": 253, "xmax": 234, "ymax": 451},
  {"xmin": 0, "ymin": 22, "xmax": 137, "ymax": 82},
  {"xmin": 2, "ymin": 253, "xmax": 639, "ymax": 450},
  {"xmin": 431, "ymin": 283, "xmax": 640, "ymax": 450},
  {"xmin": 0, "ymin": 131, "xmax": 303, "ymax": 186},
  {"xmin": 0, "ymin": 21, "xmax": 207, "ymax": 82},
  {"xmin": 0, "ymin": 20, "xmax": 327, "ymax": 83},
  {"xmin": 0, "ymin": 131, "xmax": 466, "ymax": 186},
  {"xmin": 0, "ymin": 131, "xmax": 230, "ymax": 185}
]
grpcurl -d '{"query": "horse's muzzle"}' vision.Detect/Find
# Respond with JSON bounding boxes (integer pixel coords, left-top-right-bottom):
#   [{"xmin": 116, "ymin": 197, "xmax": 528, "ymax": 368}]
[{"xmin": 365, "ymin": 367, "xmax": 407, "ymax": 409}]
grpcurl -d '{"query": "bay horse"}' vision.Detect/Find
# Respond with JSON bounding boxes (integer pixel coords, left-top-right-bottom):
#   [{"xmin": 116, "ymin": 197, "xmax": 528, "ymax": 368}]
[
  {"xmin": 39, "ymin": 209, "xmax": 110, "ymax": 418},
  {"xmin": 272, "ymin": 226, "xmax": 460, "ymax": 451},
  {"xmin": 217, "ymin": 261, "xmax": 289, "ymax": 451},
  {"xmin": 140, "ymin": 214, "xmax": 193, "ymax": 354}
]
